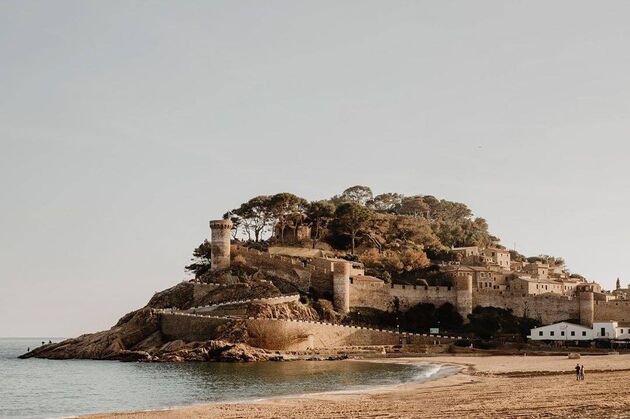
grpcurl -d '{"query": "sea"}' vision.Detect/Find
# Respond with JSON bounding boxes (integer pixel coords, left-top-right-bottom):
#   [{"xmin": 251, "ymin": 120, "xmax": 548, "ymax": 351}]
[{"xmin": 0, "ymin": 338, "xmax": 449, "ymax": 419}]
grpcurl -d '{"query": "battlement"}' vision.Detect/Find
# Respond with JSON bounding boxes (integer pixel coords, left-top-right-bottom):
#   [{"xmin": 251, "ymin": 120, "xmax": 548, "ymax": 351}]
[{"xmin": 209, "ymin": 220, "xmax": 233, "ymax": 230}]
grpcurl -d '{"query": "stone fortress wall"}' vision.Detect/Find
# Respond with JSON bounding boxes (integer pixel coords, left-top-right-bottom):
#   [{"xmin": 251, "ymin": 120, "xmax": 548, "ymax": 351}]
[
  {"xmin": 158, "ymin": 311, "xmax": 458, "ymax": 351},
  {"xmin": 349, "ymin": 276, "xmax": 596, "ymax": 325},
  {"xmin": 594, "ymin": 299, "xmax": 630, "ymax": 323},
  {"xmin": 209, "ymin": 221, "xmax": 621, "ymax": 330},
  {"xmin": 349, "ymin": 281, "xmax": 457, "ymax": 312},
  {"xmin": 231, "ymin": 246, "xmax": 597, "ymax": 326}
]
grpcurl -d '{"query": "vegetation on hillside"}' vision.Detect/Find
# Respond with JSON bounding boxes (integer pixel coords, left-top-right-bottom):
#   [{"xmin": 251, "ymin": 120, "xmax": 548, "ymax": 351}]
[
  {"xmin": 185, "ymin": 185, "xmax": 574, "ymax": 281},
  {"xmin": 212, "ymin": 186, "xmax": 497, "ymax": 280}
]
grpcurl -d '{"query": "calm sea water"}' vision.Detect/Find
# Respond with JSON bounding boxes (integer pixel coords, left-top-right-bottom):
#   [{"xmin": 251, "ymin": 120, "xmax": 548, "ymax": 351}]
[{"xmin": 0, "ymin": 338, "xmax": 444, "ymax": 419}]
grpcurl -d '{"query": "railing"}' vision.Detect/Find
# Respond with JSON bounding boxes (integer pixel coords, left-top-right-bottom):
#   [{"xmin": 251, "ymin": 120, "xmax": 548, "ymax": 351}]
[
  {"xmin": 181, "ymin": 294, "xmax": 301, "ymax": 312},
  {"xmin": 155, "ymin": 309, "xmax": 462, "ymax": 340}
]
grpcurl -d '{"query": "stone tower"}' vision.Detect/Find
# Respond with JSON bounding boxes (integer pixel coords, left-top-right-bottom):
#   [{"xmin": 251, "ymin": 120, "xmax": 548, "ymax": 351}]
[
  {"xmin": 332, "ymin": 261, "xmax": 351, "ymax": 313},
  {"xmin": 455, "ymin": 274, "xmax": 473, "ymax": 322},
  {"xmin": 209, "ymin": 219, "xmax": 233, "ymax": 271},
  {"xmin": 579, "ymin": 288, "xmax": 594, "ymax": 327}
]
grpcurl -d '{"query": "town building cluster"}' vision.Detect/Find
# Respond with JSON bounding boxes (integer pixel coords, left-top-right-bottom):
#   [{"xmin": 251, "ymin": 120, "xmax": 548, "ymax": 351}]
[{"xmin": 444, "ymin": 245, "xmax": 603, "ymax": 298}]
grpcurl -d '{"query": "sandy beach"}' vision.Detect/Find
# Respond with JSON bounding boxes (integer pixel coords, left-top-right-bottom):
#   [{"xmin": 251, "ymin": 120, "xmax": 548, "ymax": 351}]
[{"xmin": 88, "ymin": 353, "xmax": 630, "ymax": 418}]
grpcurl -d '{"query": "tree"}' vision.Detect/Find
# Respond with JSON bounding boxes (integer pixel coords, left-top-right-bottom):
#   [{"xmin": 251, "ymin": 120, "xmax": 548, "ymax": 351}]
[
  {"xmin": 402, "ymin": 303, "xmax": 435, "ymax": 332},
  {"xmin": 617, "ymin": 278, "xmax": 621, "ymax": 290},
  {"xmin": 367, "ymin": 193, "xmax": 404, "ymax": 212},
  {"xmin": 306, "ymin": 200, "xmax": 335, "ymax": 248},
  {"xmin": 390, "ymin": 216, "xmax": 440, "ymax": 248},
  {"xmin": 396, "ymin": 196, "xmax": 429, "ymax": 218},
  {"xmin": 400, "ymin": 247, "xmax": 431, "ymax": 271},
  {"xmin": 337, "ymin": 185, "xmax": 373, "ymax": 205},
  {"xmin": 467, "ymin": 307, "xmax": 502, "ymax": 339},
  {"xmin": 269, "ymin": 193, "xmax": 308, "ymax": 242},
  {"xmin": 232, "ymin": 195, "xmax": 274, "ymax": 242},
  {"xmin": 185, "ymin": 240, "xmax": 213, "ymax": 278},
  {"xmin": 435, "ymin": 303, "xmax": 464, "ymax": 330},
  {"xmin": 333, "ymin": 202, "xmax": 372, "ymax": 254}
]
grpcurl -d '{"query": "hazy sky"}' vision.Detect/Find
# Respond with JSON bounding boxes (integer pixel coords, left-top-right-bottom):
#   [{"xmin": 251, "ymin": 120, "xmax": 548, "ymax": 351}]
[{"xmin": 2, "ymin": 1, "xmax": 630, "ymax": 337}]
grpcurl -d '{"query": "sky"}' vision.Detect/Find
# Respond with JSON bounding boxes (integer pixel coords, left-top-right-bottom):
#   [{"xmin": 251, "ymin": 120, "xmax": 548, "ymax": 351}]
[{"xmin": 2, "ymin": 1, "xmax": 630, "ymax": 337}]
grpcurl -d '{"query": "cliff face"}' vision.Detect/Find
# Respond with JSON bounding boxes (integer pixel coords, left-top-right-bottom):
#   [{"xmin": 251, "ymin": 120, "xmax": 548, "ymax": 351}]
[{"xmin": 20, "ymin": 272, "xmax": 321, "ymax": 362}]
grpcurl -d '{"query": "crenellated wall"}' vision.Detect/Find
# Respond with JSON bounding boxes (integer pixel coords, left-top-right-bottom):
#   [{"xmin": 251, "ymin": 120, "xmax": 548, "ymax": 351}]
[
  {"xmin": 232, "ymin": 246, "xmax": 630, "ymax": 326},
  {"xmin": 349, "ymin": 281, "xmax": 457, "ymax": 311}
]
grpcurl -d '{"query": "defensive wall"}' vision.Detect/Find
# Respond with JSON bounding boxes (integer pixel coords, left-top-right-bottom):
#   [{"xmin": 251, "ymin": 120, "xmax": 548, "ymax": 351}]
[
  {"xmin": 349, "ymin": 281, "xmax": 457, "ymax": 311},
  {"xmin": 594, "ymin": 300, "xmax": 630, "ymax": 323},
  {"xmin": 228, "ymin": 245, "xmax": 630, "ymax": 326},
  {"xmin": 473, "ymin": 290, "xmax": 581, "ymax": 324},
  {"xmin": 157, "ymin": 311, "xmax": 458, "ymax": 351},
  {"xmin": 349, "ymin": 275, "xmax": 473, "ymax": 320},
  {"xmin": 348, "ymin": 280, "xmax": 608, "ymax": 326}
]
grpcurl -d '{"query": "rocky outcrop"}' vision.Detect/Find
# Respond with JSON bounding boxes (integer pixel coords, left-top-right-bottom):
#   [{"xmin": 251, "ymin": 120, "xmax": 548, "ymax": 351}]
[
  {"xmin": 247, "ymin": 301, "xmax": 319, "ymax": 320},
  {"xmin": 21, "ymin": 308, "xmax": 161, "ymax": 360},
  {"xmin": 19, "ymin": 269, "xmax": 309, "ymax": 362}
]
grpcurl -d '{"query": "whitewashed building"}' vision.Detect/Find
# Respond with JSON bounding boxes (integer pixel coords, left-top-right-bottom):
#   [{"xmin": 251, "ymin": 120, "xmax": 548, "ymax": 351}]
[{"xmin": 529, "ymin": 321, "xmax": 630, "ymax": 341}]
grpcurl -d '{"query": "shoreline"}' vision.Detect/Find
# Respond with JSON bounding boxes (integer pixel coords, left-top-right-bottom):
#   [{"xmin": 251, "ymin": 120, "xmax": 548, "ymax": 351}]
[
  {"xmin": 87, "ymin": 353, "xmax": 630, "ymax": 418},
  {"xmin": 83, "ymin": 357, "xmax": 455, "ymax": 418}
]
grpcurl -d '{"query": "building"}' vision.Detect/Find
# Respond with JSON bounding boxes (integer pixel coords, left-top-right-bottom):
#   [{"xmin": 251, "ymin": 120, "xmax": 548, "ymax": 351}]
[
  {"xmin": 444, "ymin": 265, "xmax": 509, "ymax": 290},
  {"xmin": 528, "ymin": 322, "xmax": 594, "ymax": 341},
  {"xmin": 528, "ymin": 321, "xmax": 630, "ymax": 341},
  {"xmin": 451, "ymin": 246, "xmax": 511, "ymax": 269}
]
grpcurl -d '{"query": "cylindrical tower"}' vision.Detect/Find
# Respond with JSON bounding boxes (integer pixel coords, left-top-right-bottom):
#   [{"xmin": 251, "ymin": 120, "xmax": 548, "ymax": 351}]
[
  {"xmin": 455, "ymin": 274, "xmax": 473, "ymax": 322},
  {"xmin": 332, "ymin": 261, "xmax": 351, "ymax": 313},
  {"xmin": 579, "ymin": 289, "xmax": 594, "ymax": 327},
  {"xmin": 209, "ymin": 219, "xmax": 233, "ymax": 271}
]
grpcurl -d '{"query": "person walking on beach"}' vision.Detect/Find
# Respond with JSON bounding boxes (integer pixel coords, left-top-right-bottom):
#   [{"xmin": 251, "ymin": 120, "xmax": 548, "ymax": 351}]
[
  {"xmin": 580, "ymin": 364, "xmax": 585, "ymax": 381},
  {"xmin": 575, "ymin": 364, "xmax": 581, "ymax": 381}
]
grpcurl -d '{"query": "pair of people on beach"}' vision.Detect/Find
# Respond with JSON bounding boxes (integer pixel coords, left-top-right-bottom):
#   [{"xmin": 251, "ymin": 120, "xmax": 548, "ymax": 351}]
[{"xmin": 575, "ymin": 364, "xmax": 586, "ymax": 381}]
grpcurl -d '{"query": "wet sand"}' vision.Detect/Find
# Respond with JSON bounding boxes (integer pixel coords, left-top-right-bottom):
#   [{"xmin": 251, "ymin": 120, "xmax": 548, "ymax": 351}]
[{"xmin": 91, "ymin": 354, "xmax": 630, "ymax": 418}]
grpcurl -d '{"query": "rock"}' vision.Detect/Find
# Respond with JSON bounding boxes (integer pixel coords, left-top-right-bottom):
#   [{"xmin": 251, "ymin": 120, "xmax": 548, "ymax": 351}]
[
  {"xmin": 18, "ymin": 267, "xmax": 304, "ymax": 363},
  {"xmin": 568, "ymin": 353, "xmax": 581, "ymax": 359},
  {"xmin": 20, "ymin": 308, "xmax": 159, "ymax": 360},
  {"xmin": 115, "ymin": 350, "xmax": 152, "ymax": 362},
  {"xmin": 159, "ymin": 340, "xmax": 186, "ymax": 352},
  {"xmin": 217, "ymin": 343, "xmax": 269, "ymax": 362}
]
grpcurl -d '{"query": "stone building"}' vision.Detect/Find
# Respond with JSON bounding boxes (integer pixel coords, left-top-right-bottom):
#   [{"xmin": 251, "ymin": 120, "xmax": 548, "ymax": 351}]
[{"xmin": 451, "ymin": 246, "xmax": 511, "ymax": 269}]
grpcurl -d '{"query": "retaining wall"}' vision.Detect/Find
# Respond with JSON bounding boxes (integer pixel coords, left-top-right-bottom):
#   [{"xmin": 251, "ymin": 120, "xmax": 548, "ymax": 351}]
[
  {"xmin": 157, "ymin": 311, "xmax": 456, "ymax": 351},
  {"xmin": 160, "ymin": 313, "xmax": 232, "ymax": 341}
]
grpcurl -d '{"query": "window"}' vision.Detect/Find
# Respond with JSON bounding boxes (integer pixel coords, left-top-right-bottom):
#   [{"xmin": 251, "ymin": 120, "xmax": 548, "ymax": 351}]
[
  {"xmin": 561, "ymin": 331, "xmax": 565, "ymax": 336},
  {"xmin": 582, "ymin": 331, "xmax": 586, "ymax": 336},
  {"xmin": 550, "ymin": 331, "xmax": 555, "ymax": 336},
  {"xmin": 621, "ymin": 329, "xmax": 624, "ymax": 334},
  {"xmin": 601, "ymin": 327, "xmax": 606, "ymax": 337},
  {"xmin": 571, "ymin": 331, "xmax": 575, "ymax": 336},
  {"xmin": 539, "ymin": 331, "xmax": 543, "ymax": 336}
]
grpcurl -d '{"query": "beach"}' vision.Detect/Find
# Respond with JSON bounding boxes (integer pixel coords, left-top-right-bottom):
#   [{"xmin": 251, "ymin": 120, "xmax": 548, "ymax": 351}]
[{"xmin": 93, "ymin": 354, "xmax": 630, "ymax": 418}]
